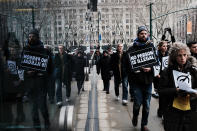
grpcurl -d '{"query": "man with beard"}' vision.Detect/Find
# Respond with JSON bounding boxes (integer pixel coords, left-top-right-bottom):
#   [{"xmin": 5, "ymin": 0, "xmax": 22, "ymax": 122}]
[
  {"xmin": 127, "ymin": 26, "xmax": 154, "ymax": 131},
  {"xmin": 23, "ymin": 29, "xmax": 52, "ymax": 131}
]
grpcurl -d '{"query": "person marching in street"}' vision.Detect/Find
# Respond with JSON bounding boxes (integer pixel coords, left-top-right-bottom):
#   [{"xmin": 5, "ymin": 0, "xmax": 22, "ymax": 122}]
[
  {"xmin": 127, "ymin": 26, "xmax": 154, "ymax": 131},
  {"xmin": 94, "ymin": 49, "xmax": 101, "ymax": 73},
  {"xmin": 107, "ymin": 44, "xmax": 113, "ymax": 55},
  {"xmin": 44, "ymin": 45, "xmax": 55, "ymax": 104},
  {"xmin": 23, "ymin": 29, "xmax": 52, "ymax": 131},
  {"xmin": 111, "ymin": 43, "xmax": 129, "ymax": 105},
  {"xmin": 97, "ymin": 50, "xmax": 112, "ymax": 94},
  {"xmin": 187, "ymin": 41, "xmax": 197, "ymax": 59},
  {"xmin": 152, "ymin": 41, "xmax": 169, "ymax": 118},
  {"xmin": 158, "ymin": 42, "xmax": 197, "ymax": 131},
  {"xmin": 2, "ymin": 34, "xmax": 25, "ymax": 125},
  {"xmin": 54, "ymin": 45, "xmax": 73, "ymax": 105},
  {"xmin": 75, "ymin": 51, "xmax": 86, "ymax": 95}
]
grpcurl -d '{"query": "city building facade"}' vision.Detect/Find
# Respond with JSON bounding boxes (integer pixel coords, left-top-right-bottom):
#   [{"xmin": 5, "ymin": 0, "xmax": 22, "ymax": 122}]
[{"xmin": 1, "ymin": 0, "xmax": 196, "ymax": 50}]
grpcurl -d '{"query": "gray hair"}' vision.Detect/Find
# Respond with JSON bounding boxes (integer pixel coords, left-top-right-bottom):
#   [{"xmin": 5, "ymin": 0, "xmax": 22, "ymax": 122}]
[{"xmin": 168, "ymin": 42, "xmax": 191, "ymax": 66}]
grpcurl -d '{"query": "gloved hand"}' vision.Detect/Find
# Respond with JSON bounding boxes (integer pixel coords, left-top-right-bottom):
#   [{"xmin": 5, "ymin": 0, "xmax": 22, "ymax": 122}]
[
  {"xmin": 167, "ymin": 28, "xmax": 172, "ymax": 35},
  {"xmin": 177, "ymin": 88, "xmax": 188, "ymax": 97}
]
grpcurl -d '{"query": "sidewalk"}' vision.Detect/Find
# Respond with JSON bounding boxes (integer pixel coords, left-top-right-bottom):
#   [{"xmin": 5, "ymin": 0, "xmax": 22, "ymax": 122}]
[
  {"xmin": 74, "ymin": 66, "xmax": 165, "ymax": 131},
  {"xmin": 97, "ymin": 78, "xmax": 164, "ymax": 131}
]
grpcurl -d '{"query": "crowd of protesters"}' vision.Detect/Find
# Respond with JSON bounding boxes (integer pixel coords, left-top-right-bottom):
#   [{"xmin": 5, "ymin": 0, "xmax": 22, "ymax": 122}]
[
  {"xmin": 1, "ymin": 25, "xmax": 197, "ymax": 131},
  {"xmin": 0, "ymin": 29, "xmax": 90, "ymax": 131},
  {"xmin": 94, "ymin": 26, "xmax": 197, "ymax": 131}
]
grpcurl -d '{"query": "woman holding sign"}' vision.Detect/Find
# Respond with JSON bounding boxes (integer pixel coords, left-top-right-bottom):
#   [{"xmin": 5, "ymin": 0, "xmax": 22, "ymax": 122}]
[
  {"xmin": 159, "ymin": 42, "xmax": 197, "ymax": 131},
  {"xmin": 152, "ymin": 41, "xmax": 168, "ymax": 118}
]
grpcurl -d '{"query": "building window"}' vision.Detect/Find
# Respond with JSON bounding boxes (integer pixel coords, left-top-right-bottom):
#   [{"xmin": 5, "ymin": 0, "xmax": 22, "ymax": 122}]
[
  {"xmin": 102, "ymin": 26, "xmax": 105, "ymax": 31},
  {"xmin": 58, "ymin": 21, "xmax": 61, "ymax": 25},
  {"xmin": 58, "ymin": 33, "xmax": 62, "ymax": 38},
  {"xmin": 58, "ymin": 27, "xmax": 62, "ymax": 31}
]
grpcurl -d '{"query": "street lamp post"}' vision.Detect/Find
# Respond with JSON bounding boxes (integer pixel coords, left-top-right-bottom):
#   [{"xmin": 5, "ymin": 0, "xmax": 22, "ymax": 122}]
[
  {"xmin": 30, "ymin": 6, "xmax": 35, "ymax": 29},
  {"xmin": 149, "ymin": 3, "xmax": 153, "ymax": 40},
  {"xmin": 98, "ymin": 11, "xmax": 101, "ymax": 46}
]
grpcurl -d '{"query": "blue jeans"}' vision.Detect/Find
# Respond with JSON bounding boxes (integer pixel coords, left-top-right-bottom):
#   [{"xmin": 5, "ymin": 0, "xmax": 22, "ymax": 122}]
[
  {"xmin": 56, "ymin": 79, "xmax": 62, "ymax": 102},
  {"xmin": 133, "ymin": 83, "xmax": 152, "ymax": 127},
  {"xmin": 122, "ymin": 76, "xmax": 128, "ymax": 100},
  {"xmin": 114, "ymin": 76, "xmax": 128, "ymax": 100}
]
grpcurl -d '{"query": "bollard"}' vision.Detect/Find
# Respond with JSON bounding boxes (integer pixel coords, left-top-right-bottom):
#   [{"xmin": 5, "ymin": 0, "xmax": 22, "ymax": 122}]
[{"xmin": 59, "ymin": 106, "xmax": 74, "ymax": 131}]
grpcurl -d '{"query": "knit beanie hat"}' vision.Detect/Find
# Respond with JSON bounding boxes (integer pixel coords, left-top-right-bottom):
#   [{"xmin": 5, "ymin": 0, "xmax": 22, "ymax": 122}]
[
  {"xmin": 29, "ymin": 29, "xmax": 39, "ymax": 38},
  {"xmin": 137, "ymin": 26, "xmax": 147, "ymax": 35}
]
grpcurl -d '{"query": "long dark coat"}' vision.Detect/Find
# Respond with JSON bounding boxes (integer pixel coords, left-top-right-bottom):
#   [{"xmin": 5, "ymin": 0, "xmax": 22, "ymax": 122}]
[
  {"xmin": 110, "ymin": 51, "xmax": 128, "ymax": 81},
  {"xmin": 97, "ymin": 55, "xmax": 111, "ymax": 80},
  {"xmin": 54, "ymin": 53, "xmax": 73, "ymax": 82},
  {"xmin": 127, "ymin": 42, "xmax": 154, "ymax": 85},
  {"xmin": 75, "ymin": 55, "xmax": 86, "ymax": 81}
]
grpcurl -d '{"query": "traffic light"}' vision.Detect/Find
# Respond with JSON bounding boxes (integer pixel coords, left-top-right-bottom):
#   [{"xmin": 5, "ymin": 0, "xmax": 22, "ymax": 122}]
[{"xmin": 90, "ymin": 0, "xmax": 97, "ymax": 12}]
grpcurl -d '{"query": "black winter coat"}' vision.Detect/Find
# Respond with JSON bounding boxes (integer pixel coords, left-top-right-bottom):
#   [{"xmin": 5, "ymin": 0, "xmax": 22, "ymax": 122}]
[
  {"xmin": 127, "ymin": 42, "xmax": 154, "ymax": 85},
  {"xmin": 54, "ymin": 53, "xmax": 73, "ymax": 82},
  {"xmin": 97, "ymin": 55, "xmax": 111, "ymax": 80},
  {"xmin": 23, "ymin": 40, "xmax": 53, "ymax": 77},
  {"xmin": 110, "ymin": 51, "xmax": 128, "ymax": 81},
  {"xmin": 75, "ymin": 56, "xmax": 86, "ymax": 81},
  {"xmin": 23, "ymin": 40, "xmax": 53, "ymax": 96}
]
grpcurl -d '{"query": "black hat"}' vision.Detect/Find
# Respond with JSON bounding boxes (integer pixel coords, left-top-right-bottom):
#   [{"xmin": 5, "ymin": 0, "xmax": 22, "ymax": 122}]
[
  {"xmin": 137, "ymin": 26, "xmax": 147, "ymax": 35},
  {"xmin": 29, "ymin": 29, "xmax": 39, "ymax": 38}
]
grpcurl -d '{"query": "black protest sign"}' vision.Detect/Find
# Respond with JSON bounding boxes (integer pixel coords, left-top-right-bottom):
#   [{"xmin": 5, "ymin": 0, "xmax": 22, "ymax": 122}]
[
  {"xmin": 128, "ymin": 47, "xmax": 158, "ymax": 71},
  {"xmin": 20, "ymin": 51, "xmax": 49, "ymax": 72}
]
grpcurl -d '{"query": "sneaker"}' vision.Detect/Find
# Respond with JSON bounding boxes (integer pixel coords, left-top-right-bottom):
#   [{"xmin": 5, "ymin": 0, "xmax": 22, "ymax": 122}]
[
  {"xmin": 56, "ymin": 101, "xmax": 62, "ymax": 107},
  {"xmin": 132, "ymin": 116, "xmax": 138, "ymax": 127},
  {"xmin": 66, "ymin": 98, "xmax": 70, "ymax": 102},
  {"xmin": 116, "ymin": 96, "xmax": 120, "ymax": 101},
  {"xmin": 122, "ymin": 100, "xmax": 128, "ymax": 105},
  {"xmin": 106, "ymin": 91, "xmax": 110, "ymax": 94},
  {"xmin": 141, "ymin": 126, "xmax": 149, "ymax": 131}
]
